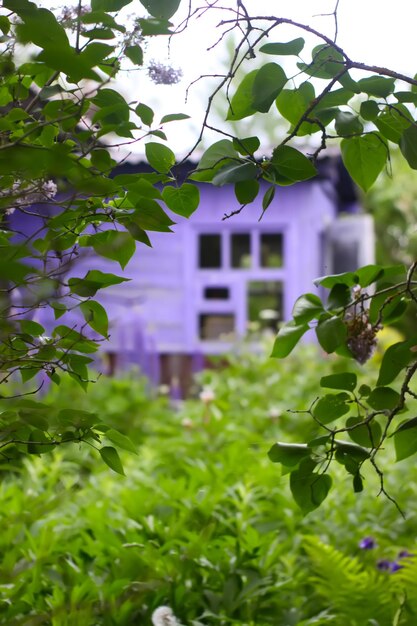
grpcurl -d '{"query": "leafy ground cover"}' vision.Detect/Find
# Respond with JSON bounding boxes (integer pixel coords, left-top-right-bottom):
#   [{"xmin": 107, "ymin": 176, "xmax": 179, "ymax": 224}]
[{"xmin": 1, "ymin": 344, "xmax": 417, "ymax": 625}]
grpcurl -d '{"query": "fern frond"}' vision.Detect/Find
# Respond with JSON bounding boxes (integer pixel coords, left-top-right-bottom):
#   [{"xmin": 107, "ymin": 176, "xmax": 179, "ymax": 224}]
[{"xmin": 303, "ymin": 536, "xmax": 397, "ymax": 626}]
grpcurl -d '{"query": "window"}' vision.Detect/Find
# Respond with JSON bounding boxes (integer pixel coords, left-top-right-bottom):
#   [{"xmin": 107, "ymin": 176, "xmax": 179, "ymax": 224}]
[
  {"xmin": 247, "ymin": 281, "xmax": 283, "ymax": 330},
  {"xmin": 199, "ymin": 234, "xmax": 222, "ymax": 268},
  {"xmin": 260, "ymin": 233, "xmax": 283, "ymax": 268},
  {"xmin": 231, "ymin": 233, "xmax": 251, "ymax": 268},
  {"xmin": 199, "ymin": 314, "xmax": 235, "ymax": 340},
  {"xmin": 198, "ymin": 231, "xmax": 284, "ymax": 269},
  {"xmin": 204, "ymin": 286, "xmax": 230, "ymax": 300}
]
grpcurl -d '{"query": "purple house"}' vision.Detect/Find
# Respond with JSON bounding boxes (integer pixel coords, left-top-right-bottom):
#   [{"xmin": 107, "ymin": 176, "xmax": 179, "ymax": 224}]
[
  {"xmin": 11, "ymin": 157, "xmax": 374, "ymax": 391},
  {"xmin": 67, "ymin": 157, "xmax": 374, "ymax": 389}
]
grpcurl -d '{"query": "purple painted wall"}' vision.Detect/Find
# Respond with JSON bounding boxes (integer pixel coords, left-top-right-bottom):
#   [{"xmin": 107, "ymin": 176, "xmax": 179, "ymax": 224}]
[{"xmin": 9, "ymin": 159, "xmax": 375, "ymax": 387}]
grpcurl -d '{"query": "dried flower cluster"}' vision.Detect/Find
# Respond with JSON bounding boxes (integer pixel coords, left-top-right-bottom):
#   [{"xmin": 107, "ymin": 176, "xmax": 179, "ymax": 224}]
[
  {"xmin": 148, "ymin": 61, "xmax": 183, "ymax": 85},
  {"xmin": 345, "ymin": 310, "xmax": 378, "ymax": 364}
]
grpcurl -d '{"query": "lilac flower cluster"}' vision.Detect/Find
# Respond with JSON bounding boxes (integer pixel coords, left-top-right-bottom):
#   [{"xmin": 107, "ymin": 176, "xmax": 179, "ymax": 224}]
[
  {"xmin": 148, "ymin": 61, "xmax": 183, "ymax": 85},
  {"xmin": 1, "ymin": 179, "xmax": 57, "ymax": 215},
  {"xmin": 359, "ymin": 536, "xmax": 414, "ymax": 574}
]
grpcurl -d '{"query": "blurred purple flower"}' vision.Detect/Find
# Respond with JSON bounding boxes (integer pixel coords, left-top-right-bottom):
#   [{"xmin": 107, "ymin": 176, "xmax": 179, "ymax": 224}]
[
  {"xmin": 376, "ymin": 559, "xmax": 392, "ymax": 571},
  {"xmin": 377, "ymin": 559, "xmax": 403, "ymax": 573},
  {"xmin": 398, "ymin": 550, "xmax": 414, "ymax": 559},
  {"xmin": 359, "ymin": 536, "xmax": 376, "ymax": 550}
]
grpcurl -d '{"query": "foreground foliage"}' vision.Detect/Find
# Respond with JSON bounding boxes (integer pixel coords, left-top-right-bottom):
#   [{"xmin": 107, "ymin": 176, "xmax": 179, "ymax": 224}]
[
  {"xmin": 1, "ymin": 348, "xmax": 417, "ymax": 625},
  {"xmin": 2, "ymin": 0, "xmax": 417, "ymax": 509}
]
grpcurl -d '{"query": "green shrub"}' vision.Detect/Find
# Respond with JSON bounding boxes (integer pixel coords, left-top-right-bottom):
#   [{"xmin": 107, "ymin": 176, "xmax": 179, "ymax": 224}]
[{"xmin": 0, "ymin": 345, "xmax": 416, "ymax": 625}]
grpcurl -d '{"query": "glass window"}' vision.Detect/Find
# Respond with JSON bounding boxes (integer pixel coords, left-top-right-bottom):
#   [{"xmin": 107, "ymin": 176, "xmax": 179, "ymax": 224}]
[
  {"xmin": 199, "ymin": 314, "xmax": 235, "ymax": 340},
  {"xmin": 199, "ymin": 234, "xmax": 221, "ymax": 268},
  {"xmin": 204, "ymin": 287, "xmax": 230, "ymax": 300},
  {"xmin": 260, "ymin": 233, "xmax": 283, "ymax": 268},
  {"xmin": 247, "ymin": 280, "xmax": 283, "ymax": 330},
  {"xmin": 231, "ymin": 233, "xmax": 251, "ymax": 268}
]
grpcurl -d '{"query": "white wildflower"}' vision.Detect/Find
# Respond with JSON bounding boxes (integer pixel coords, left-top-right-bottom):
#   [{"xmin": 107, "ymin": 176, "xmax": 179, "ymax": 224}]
[
  {"xmin": 199, "ymin": 386, "xmax": 215, "ymax": 404},
  {"xmin": 5, "ymin": 207, "xmax": 15, "ymax": 215},
  {"xmin": 151, "ymin": 606, "xmax": 180, "ymax": 626}
]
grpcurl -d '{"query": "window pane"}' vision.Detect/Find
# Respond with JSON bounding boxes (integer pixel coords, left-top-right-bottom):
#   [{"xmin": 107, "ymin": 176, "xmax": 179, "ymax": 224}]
[
  {"xmin": 199, "ymin": 314, "xmax": 235, "ymax": 340},
  {"xmin": 260, "ymin": 233, "xmax": 283, "ymax": 267},
  {"xmin": 231, "ymin": 233, "xmax": 251, "ymax": 268},
  {"xmin": 199, "ymin": 234, "xmax": 221, "ymax": 268},
  {"xmin": 247, "ymin": 280, "xmax": 283, "ymax": 330},
  {"xmin": 204, "ymin": 287, "xmax": 230, "ymax": 300}
]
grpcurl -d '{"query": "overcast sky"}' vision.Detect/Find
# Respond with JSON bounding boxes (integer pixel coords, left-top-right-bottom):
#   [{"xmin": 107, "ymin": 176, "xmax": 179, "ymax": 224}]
[{"xmin": 39, "ymin": 1, "xmax": 417, "ymax": 157}]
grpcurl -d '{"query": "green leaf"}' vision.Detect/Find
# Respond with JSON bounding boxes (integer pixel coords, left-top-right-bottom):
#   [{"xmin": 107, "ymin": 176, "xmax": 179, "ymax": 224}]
[
  {"xmin": 353, "ymin": 472, "xmax": 364, "ymax": 492},
  {"xmin": 298, "ymin": 44, "xmax": 344, "ymax": 79},
  {"xmin": 145, "ymin": 142, "xmax": 175, "ymax": 173},
  {"xmin": 290, "ymin": 469, "xmax": 332, "ymax": 513},
  {"xmin": 162, "ymin": 184, "xmax": 200, "ymax": 217},
  {"xmin": 191, "ymin": 140, "xmax": 239, "ymax": 182},
  {"xmin": 251, "ymin": 63, "xmax": 287, "ymax": 113},
  {"xmin": 92, "ymin": 0, "xmax": 131, "ymax": 10},
  {"xmin": 320, "ymin": 373, "xmax": 357, "ymax": 392},
  {"xmin": 292, "ymin": 293, "xmax": 324, "ymax": 323},
  {"xmin": 27, "ymin": 429, "xmax": 55, "ymax": 455},
  {"xmin": 313, "ymin": 393, "xmax": 351, "ymax": 424},
  {"xmin": 137, "ymin": 17, "xmax": 173, "ymax": 35},
  {"xmin": 375, "ymin": 105, "xmax": 412, "ymax": 144},
  {"xmin": 314, "ymin": 271, "xmax": 357, "ymax": 288},
  {"xmin": 212, "ymin": 162, "xmax": 258, "ymax": 186},
  {"xmin": 395, "ymin": 90, "xmax": 417, "ymax": 104},
  {"xmin": 371, "ymin": 294, "xmax": 408, "ymax": 325},
  {"xmin": 262, "ymin": 185, "xmax": 276, "ymax": 211},
  {"xmin": 232, "ymin": 136, "xmax": 260, "ymax": 156},
  {"xmin": 341, "ymin": 134, "xmax": 387, "ymax": 191},
  {"xmin": 160, "ymin": 113, "xmax": 190, "ymax": 123},
  {"xmin": 260, "ymin": 38, "xmax": 305, "ymax": 56},
  {"xmin": 346, "ymin": 416, "xmax": 382, "ymax": 448},
  {"xmin": 394, "ymin": 418, "xmax": 417, "ymax": 461},
  {"xmin": 125, "ymin": 45, "xmax": 143, "ymax": 65},
  {"xmin": 355, "ymin": 264, "xmax": 385, "ymax": 287},
  {"xmin": 227, "ymin": 70, "xmax": 258, "ymax": 121},
  {"xmin": 400, "ymin": 124, "xmax": 417, "ymax": 169},
  {"xmin": 335, "ymin": 439, "xmax": 369, "ymax": 464},
  {"xmin": 68, "ymin": 271, "xmax": 129, "ymax": 297},
  {"xmin": 316, "ymin": 316, "xmax": 347, "ymax": 353},
  {"xmin": 276, "ymin": 82, "xmax": 316, "ymax": 135},
  {"xmin": 271, "ymin": 321, "xmax": 310, "ymax": 358},
  {"xmin": 138, "ymin": 0, "xmax": 181, "ymax": 19},
  {"xmin": 80, "ymin": 301, "xmax": 109, "ymax": 336},
  {"xmin": 359, "ymin": 384, "xmax": 371, "ymax": 397},
  {"xmin": 367, "ymin": 386, "xmax": 401, "ymax": 411},
  {"xmin": 99, "ymin": 446, "xmax": 125, "ymax": 475},
  {"xmin": 327, "ymin": 283, "xmax": 351, "ymax": 310},
  {"xmin": 268, "ymin": 442, "xmax": 311, "ymax": 467},
  {"xmin": 105, "ymin": 429, "xmax": 138, "ymax": 455},
  {"xmin": 135, "ymin": 103, "xmax": 154, "ymax": 126},
  {"xmin": 334, "ymin": 111, "xmax": 364, "ymax": 136},
  {"xmin": 377, "ymin": 340, "xmax": 416, "ymax": 386},
  {"xmin": 91, "ymin": 148, "xmax": 113, "ymax": 172},
  {"xmin": 360, "ymin": 100, "xmax": 379, "ymax": 121},
  {"xmin": 82, "ymin": 231, "xmax": 136, "ymax": 269},
  {"xmin": 270, "ymin": 146, "xmax": 317, "ymax": 184},
  {"xmin": 357, "ymin": 76, "xmax": 396, "ymax": 98},
  {"xmin": 16, "ymin": 320, "xmax": 45, "ymax": 336},
  {"xmin": 234, "ymin": 179, "xmax": 259, "ymax": 204}
]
